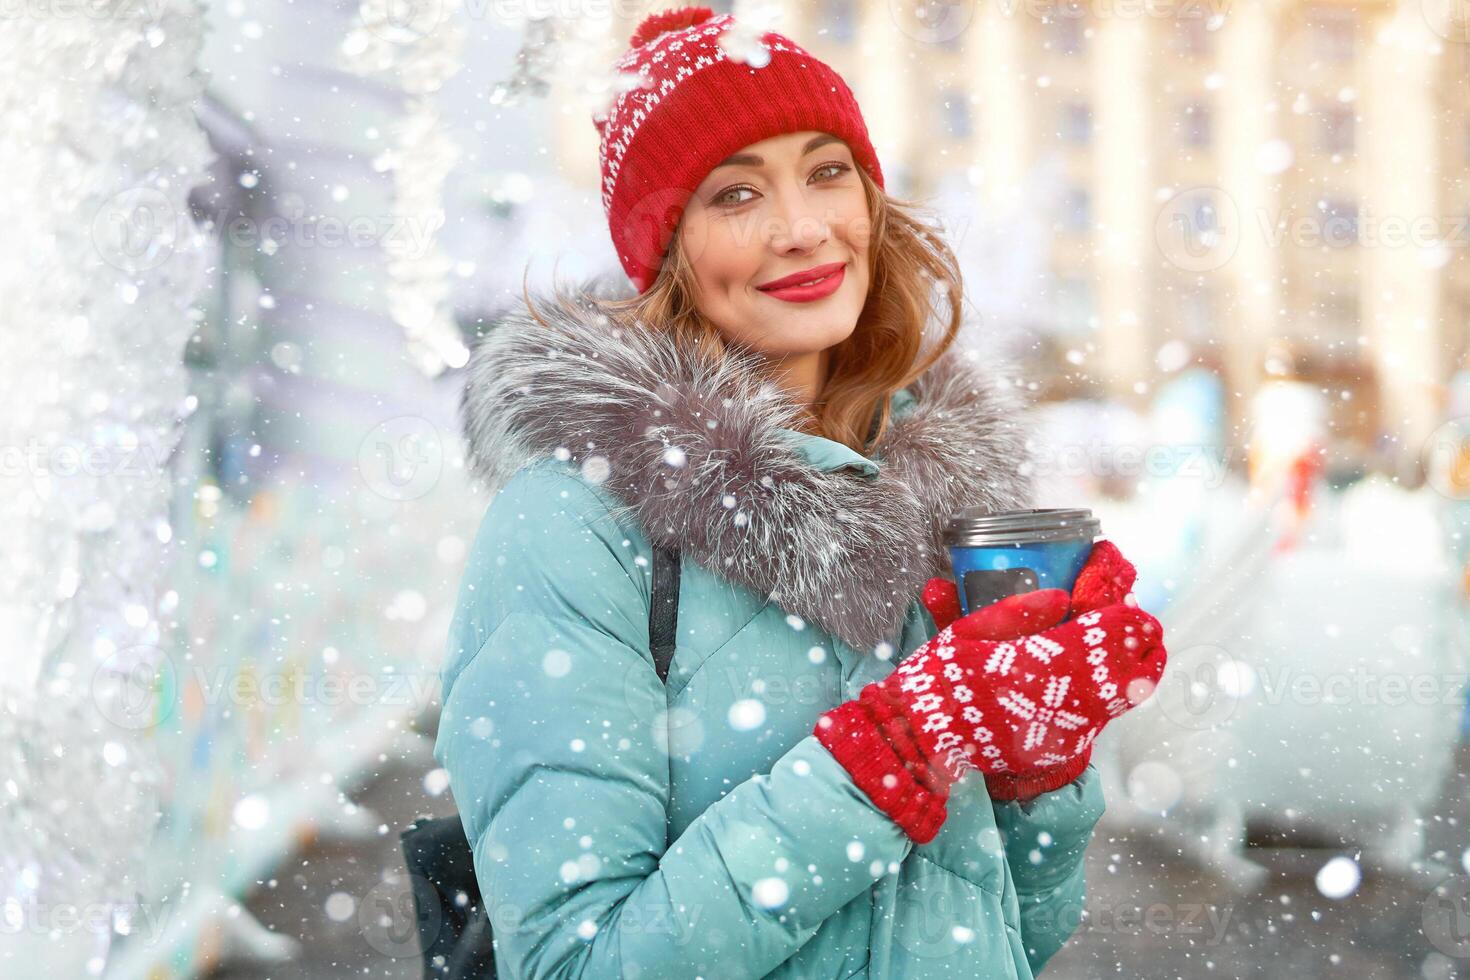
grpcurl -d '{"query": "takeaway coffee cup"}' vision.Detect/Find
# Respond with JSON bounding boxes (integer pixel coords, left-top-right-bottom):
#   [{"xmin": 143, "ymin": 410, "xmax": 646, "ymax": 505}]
[{"xmin": 943, "ymin": 508, "xmax": 1101, "ymax": 617}]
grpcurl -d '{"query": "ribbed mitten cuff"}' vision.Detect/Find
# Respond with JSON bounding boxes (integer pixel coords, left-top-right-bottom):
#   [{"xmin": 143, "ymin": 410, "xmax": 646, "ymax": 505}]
[
  {"xmin": 983, "ymin": 745, "xmax": 1093, "ymax": 802},
  {"xmin": 858, "ymin": 685, "xmax": 956, "ymax": 799},
  {"xmin": 815, "ymin": 699, "xmax": 949, "ymax": 844}
]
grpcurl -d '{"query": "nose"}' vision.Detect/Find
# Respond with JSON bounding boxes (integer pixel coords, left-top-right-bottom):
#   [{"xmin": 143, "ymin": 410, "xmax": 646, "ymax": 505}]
[{"xmin": 767, "ymin": 182, "xmax": 831, "ymax": 255}]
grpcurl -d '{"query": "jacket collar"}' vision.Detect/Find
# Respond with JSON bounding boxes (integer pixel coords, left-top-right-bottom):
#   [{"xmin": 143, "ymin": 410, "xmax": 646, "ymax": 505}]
[
  {"xmin": 460, "ymin": 279, "xmax": 1035, "ymax": 653},
  {"xmin": 776, "ymin": 428, "xmax": 882, "ymax": 478},
  {"xmin": 773, "ymin": 390, "xmax": 918, "ymax": 479}
]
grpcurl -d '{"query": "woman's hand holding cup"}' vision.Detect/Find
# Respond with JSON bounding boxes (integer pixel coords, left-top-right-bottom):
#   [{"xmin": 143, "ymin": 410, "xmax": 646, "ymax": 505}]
[
  {"xmin": 908, "ymin": 540, "xmax": 1167, "ymax": 800},
  {"xmin": 815, "ymin": 538, "xmax": 1168, "ymax": 840}
]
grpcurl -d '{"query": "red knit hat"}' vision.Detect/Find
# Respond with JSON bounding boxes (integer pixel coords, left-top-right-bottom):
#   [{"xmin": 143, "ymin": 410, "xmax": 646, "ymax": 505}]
[{"xmin": 593, "ymin": 5, "xmax": 885, "ymax": 293}]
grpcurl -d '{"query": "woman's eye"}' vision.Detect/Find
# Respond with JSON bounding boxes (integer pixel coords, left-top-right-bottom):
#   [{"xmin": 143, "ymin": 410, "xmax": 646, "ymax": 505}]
[
  {"xmin": 713, "ymin": 163, "xmax": 850, "ymax": 207},
  {"xmin": 714, "ymin": 186, "xmax": 755, "ymax": 207}
]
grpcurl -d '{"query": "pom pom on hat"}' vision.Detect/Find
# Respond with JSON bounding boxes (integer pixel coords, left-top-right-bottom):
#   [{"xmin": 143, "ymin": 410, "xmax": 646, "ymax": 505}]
[{"xmin": 629, "ymin": 5, "xmax": 715, "ymax": 48}]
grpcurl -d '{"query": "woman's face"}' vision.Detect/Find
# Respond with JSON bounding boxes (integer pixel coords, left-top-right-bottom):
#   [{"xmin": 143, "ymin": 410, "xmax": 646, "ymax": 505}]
[{"xmin": 677, "ymin": 130, "xmax": 872, "ymax": 358}]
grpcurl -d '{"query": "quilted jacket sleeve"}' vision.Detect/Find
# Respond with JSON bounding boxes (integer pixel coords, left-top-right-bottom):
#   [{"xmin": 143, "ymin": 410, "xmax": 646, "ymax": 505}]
[
  {"xmin": 993, "ymin": 765, "xmax": 1105, "ymax": 975},
  {"xmin": 433, "ymin": 463, "xmax": 914, "ymax": 979},
  {"xmin": 902, "ymin": 578, "xmax": 1105, "ymax": 975}
]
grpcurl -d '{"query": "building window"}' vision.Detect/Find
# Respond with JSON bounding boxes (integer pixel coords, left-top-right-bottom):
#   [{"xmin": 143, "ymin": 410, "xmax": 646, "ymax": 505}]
[
  {"xmin": 1305, "ymin": 285, "xmax": 1360, "ymax": 357},
  {"xmin": 1060, "ymin": 102, "xmax": 1092, "ymax": 145},
  {"xmin": 821, "ymin": 0, "xmax": 855, "ymax": 43},
  {"xmin": 1155, "ymin": 189, "xmax": 1230, "ymax": 263},
  {"xmin": 1061, "ymin": 187, "xmax": 1091, "ymax": 231},
  {"xmin": 1320, "ymin": 105, "xmax": 1355, "ymax": 156},
  {"xmin": 1045, "ymin": 7, "xmax": 1086, "ymax": 55},
  {"xmin": 1180, "ymin": 283, "xmax": 1216, "ymax": 342},
  {"xmin": 1173, "ymin": 14, "xmax": 1214, "ymax": 57},
  {"xmin": 1456, "ymin": 291, "xmax": 1470, "ymax": 372},
  {"xmin": 1309, "ymin": 7, "xmax": 1355, "ymax": 62},
  {"xmin": 1318, "ymin": 197, "xmax": 1358, "ymax": 248},
  {"xmin": 1181, "ymin": 100, "xmax": 1211, "ymax": 148},
  {"xmin": 1179, "ymin": 189, "xmax": 1224, "ymax": 241},
  {"xmin": 942, "ymin": 88, "xmax": 972, "ymax": 139}
]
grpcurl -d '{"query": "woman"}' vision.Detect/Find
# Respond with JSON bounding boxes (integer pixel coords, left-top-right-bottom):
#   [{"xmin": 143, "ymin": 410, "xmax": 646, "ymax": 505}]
[{"xmin": 435, "ymin": 7, "xmax": 1168, "ymax": 978}]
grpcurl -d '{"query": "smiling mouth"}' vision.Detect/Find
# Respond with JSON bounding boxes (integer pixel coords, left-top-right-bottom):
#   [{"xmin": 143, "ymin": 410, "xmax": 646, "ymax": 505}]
[
  {"xmin": 753, "ymin": 263, "xmax": 848, "ymax": 304},
  {"xmin": 755, "ymin": 260, "xmax": 848, "ymax": 292}
]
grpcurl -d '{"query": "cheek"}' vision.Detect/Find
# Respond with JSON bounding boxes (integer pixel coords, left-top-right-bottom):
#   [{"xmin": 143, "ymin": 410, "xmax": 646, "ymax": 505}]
[
  {"xmin": 687, "ymin": 216, "xmax": 761, "ymax": 292},
  {"xmin": 833, "ymin": 191, "xmax": 873, "ymax": 262}
]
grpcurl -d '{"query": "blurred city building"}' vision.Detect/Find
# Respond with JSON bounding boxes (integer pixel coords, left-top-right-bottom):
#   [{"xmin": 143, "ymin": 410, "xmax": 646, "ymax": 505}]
[{"xmin": 552, "ymin": 0, "xmax": 1470, "ymax": 485}]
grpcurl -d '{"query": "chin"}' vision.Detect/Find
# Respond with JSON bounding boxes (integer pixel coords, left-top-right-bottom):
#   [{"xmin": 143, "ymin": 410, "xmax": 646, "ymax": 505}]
[
  {"xmin": 773, "ymin": 307, "xmax": 861, "ymax": 345},
  {"xmin": 717, "ymin": 293, "xmax": 864, "ymax": 355},
  {"xmin": 757, "ymin": 324, "xmax": 858, "ymax": 358}
]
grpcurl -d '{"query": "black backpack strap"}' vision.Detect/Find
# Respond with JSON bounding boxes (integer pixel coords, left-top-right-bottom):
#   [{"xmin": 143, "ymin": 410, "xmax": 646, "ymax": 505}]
[
  {"xmin": 649, "ymin": 544, "xmax": 682, "ymax": 684},
  {"xmin": 398, "ymin": 815, "xmax": 488, "ymax": 978},
  {"xmin": 443, "ymin": 912, "xmax": 497, "ymax": 978}
]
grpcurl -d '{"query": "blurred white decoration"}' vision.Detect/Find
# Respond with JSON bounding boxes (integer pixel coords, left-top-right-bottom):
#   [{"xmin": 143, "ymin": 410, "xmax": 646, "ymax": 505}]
[
  {"xmin": 1211, "ymin": 479, "xmax": 1460, "ymax": 871},
  {"xmin": 488, "ymin": 14, "xmax": 559, "ymax": 106},
  {"xmin": 0, "ymin": 0, "xmax": 212, "ymax": 971},
  {"xmin": 342, "ymin": 0, "xmax": 470, "ymax": 377},
  {"xmin": 930, "ymin": 163, "xmax": 1058, "ymax": 358},
  {"xmin": 448, "ymin": 170, "xmax": 621, "ymax": 317},
  {"xmin": 1030, "ymin": 398, "xmax": 1151, "ymax": 503},
  {"xmin": 1247, "ymin": 368, "xmax": 1329, "ymax": 493},
  {"xmin": 1098, "ymin": 474, "xmax": 1465, "ymax": 892},
  {"xmin": 1093, "ymin": 476, "xmax": 1285, "ymax": 893}
]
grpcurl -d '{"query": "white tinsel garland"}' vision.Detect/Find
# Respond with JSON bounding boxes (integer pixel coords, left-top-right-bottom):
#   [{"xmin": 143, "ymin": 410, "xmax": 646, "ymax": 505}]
[
  {"xmin": 0, "ymin": 0, "xmax": 212, "ymax": 972},
  {"xmin": 342, "ymin": 0, "xmax": 470, "ymax": 377}
]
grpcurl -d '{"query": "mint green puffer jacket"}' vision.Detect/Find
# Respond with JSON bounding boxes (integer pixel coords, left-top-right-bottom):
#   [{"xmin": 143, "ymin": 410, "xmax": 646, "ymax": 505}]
[{"xmin": 434, "ymin": 288, "xmax": 1105, "ymax": 978}]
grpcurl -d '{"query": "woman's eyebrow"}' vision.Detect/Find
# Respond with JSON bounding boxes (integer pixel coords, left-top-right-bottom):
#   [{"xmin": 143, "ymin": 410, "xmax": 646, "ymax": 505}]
[{"xmin": 710, "ymin": 134, "xmax": 843, "ymax": 172}]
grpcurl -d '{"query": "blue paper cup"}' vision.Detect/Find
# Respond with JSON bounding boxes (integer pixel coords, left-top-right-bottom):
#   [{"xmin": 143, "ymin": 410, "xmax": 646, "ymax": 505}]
[{"xmin": 944, "ymin": 508, "xmax": 1101, "ymax": 617}]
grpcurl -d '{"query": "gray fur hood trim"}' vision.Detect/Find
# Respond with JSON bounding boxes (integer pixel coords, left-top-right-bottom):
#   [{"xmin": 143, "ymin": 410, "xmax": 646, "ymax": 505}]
[{"xmin": 460, "ymin": 280, "xmax": 1036, "ymax": 653}]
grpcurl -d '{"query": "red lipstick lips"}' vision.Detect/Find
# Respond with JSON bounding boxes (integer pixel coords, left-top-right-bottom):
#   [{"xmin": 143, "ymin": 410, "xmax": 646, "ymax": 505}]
[{"xmin": 755, "ymin": 261, "xmax": 847, "ymax": 303}]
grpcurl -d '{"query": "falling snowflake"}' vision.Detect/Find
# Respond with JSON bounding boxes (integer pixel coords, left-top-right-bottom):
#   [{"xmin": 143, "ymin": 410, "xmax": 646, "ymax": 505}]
[
  {"xmin": 423, "ymin": 768, "xmax": 450, "ymax": 796},
  {"xmin": 752, "ymin": 877, "xmax": 788, "ymax": 909},
  {"xmin": 728, "ymin": 699, "xmax": 766, "ymax": 731},
  {"xmin": 543, "ymin": 648, "xmax": 571, "ymax": 677},
  {"xmin": 1316, "ymin": 856, "xmax": 1361, "ymax": 900},
  {"xmin": 718, "ymin": 21, "xmax": 771, "ymax": 67},
  {"xmin": 324, "ymin": 891, "xmax": 356, "ymax": 922},
  {"xmin": 581, "ymin": 454, "xmax": 611, "ymax": 483},
  {"xmin": 233, "ymin": 794, "xmax": 270, "ymax": 830}
]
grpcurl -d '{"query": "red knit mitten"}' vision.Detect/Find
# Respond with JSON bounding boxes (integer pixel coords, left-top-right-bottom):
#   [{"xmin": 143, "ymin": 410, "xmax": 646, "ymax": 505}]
[
  {"xmin": 922, "ymin": 538, "xmax": 1150, "ymax": 802},
  {"xmin": 815, "ymin": 541, "xmax": 1167, "ymax": 841}
]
